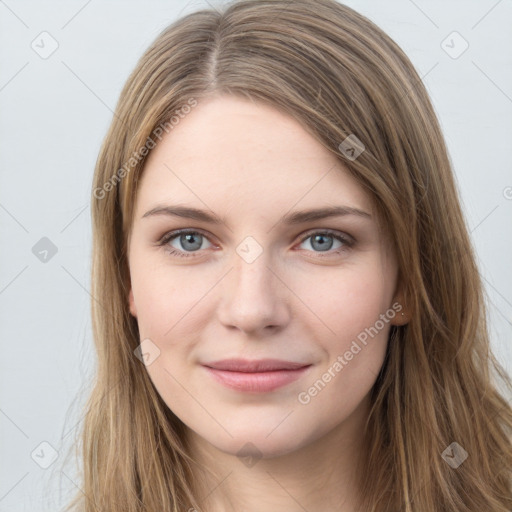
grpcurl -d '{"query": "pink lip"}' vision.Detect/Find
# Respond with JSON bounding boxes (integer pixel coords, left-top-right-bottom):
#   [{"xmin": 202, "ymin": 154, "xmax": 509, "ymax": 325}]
[
  {"xmin": 202, "ymin": 359, "xmax": 312, "ymax": 393},
  {"xmin": 204, "ymin": 358, "xmax": 309, "ymax": 372}
]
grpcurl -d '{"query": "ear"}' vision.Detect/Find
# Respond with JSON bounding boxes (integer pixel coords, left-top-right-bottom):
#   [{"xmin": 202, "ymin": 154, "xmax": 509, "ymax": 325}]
[
  {"xmin": 390, "ymin": 279, "xmax": 410, "ymax": 326},
  {"xmin": 128, "ymin": 288, "xmax": 137, "ymax": 318}
]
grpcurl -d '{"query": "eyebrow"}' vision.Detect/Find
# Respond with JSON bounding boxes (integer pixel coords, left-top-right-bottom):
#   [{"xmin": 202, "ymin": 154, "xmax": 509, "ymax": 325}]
[{"xmin": 141, "ymin": 204, "xmax": 372, "ymax": 225}]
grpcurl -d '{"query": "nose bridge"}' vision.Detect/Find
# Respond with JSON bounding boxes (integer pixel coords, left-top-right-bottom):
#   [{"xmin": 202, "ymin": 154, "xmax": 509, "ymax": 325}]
[
  {"xmin": 217, "ymin": 247, "xmax": 289, "ymax": 334},
  {"xmin": 234, "ymin": 250, "xmax": 274, "ymax": 295}
]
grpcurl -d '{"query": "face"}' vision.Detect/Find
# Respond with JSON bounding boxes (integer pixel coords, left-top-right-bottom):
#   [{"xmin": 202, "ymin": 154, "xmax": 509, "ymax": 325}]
[{"xmin": 127, "ymin": 95, "xmax": 405, "ymax": 460}]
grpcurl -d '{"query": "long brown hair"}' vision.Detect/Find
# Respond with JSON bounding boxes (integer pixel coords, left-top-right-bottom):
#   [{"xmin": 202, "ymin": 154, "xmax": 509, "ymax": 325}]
[{"xmin": 61, "ymin": 0, "xmax": 512, "ymax": 510}]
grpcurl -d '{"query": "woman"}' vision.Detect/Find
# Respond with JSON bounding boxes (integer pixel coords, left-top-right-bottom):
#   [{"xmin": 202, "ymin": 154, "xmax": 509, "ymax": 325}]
[{"xmin": 64, "ymin": 0, "xmax": 512, "ymax": 510}]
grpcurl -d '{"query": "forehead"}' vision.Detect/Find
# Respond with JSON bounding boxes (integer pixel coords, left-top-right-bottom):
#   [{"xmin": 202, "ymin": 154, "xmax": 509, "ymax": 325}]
[{"xmin": 134, "ymin": 95, "xmax": 374, "ymax": 221}]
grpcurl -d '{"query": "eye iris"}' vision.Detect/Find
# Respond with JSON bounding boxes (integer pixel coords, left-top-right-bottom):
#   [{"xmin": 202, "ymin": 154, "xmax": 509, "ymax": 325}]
[
  {"xmin": 181, "ymin": 233, "xmax": 202, "ymax": 251},
  {"xmin": 311, "ymin": 234, "xmax": 333, "ymax": 252}
]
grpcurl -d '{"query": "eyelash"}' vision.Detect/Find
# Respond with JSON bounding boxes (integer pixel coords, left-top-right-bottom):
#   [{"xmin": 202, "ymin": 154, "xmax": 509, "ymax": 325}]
[{"xmin": 157, "ymin": 228, "xmax": 354, "ymax": 259}]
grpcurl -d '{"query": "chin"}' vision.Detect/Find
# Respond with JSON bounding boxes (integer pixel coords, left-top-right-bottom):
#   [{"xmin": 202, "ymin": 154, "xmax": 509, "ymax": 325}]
[{"xmin": 203, "ymin": 428, "xmax": 310, "ymax": 461}]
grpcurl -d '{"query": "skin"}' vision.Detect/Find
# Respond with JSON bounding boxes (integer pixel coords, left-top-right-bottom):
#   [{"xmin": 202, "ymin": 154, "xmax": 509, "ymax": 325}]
[{"xmin": 127, "ymin": 95, "xmax": 408, "ymax": 512}]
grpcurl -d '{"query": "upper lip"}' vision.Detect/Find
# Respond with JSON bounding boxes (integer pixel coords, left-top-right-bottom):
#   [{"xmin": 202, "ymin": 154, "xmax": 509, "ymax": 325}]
[{"xmin": 202, "ymin": 358, "xmax": 311, "ymax": 372}]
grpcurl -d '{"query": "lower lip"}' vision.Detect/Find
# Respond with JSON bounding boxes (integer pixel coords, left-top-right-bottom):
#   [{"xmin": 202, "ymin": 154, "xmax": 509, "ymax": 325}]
[{"xmin": 203, "ymin": 365, "xmax": 312, "ymax": 393}]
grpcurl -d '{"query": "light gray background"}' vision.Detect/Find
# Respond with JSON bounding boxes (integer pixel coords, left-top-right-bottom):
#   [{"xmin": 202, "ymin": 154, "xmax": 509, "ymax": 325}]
[{"xmin": 1, "ymin": 1, "xmax": 511, "ymax": 510}]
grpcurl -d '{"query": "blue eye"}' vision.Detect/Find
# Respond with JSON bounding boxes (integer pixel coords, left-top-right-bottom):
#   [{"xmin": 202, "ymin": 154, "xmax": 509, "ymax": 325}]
[
  {"xmin": 159, "ymin": 229, "xmax": 212, "ymax": 258},
  {"xmin": 158, "ymin": 229, "xmax": 353, "ymax": 259},
  {"xmin": 297, "ymin": 230, "xmax": 353, "ymax": 255}
]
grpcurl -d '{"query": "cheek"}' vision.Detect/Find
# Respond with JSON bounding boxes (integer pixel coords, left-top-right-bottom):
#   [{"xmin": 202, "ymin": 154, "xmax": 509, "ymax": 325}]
[
  {"xmin": 291, "ymin": 283, "xmax": 391, "ymax": 433},
  {"xmin": 296, "ymin": 266, "xmax": 393, "ymax": 343},
  {"xmin": 130, "ymin": 263, "xmax": 207, "ymax": 411},
  {"xmin": 130, "ymin": 260, "xmax": 210, "ymax": 341},
  {"xmin": 296, "ymin": 267, "xmax": 393, "ymax": 390}
]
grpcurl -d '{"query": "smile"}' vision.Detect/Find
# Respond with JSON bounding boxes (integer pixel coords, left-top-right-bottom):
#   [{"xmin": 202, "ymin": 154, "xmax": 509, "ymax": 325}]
[{"xmin": 201, "ymin": 362, "xmax": 313, "ymax": 393}]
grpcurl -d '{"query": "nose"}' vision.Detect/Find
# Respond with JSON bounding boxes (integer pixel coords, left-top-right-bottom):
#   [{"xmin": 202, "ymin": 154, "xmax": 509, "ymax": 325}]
[{"xmin": 216, "ymin": 252, "xmax": 291, "ymax": 337}]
